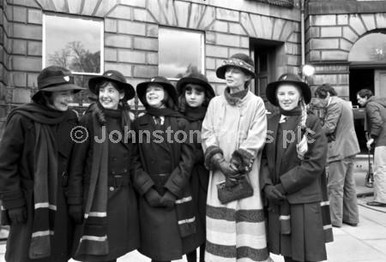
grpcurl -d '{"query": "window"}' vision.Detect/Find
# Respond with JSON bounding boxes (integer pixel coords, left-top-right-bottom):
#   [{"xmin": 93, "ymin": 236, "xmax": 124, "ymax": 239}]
[
  {"xmin": 159, "ymin": 27, "xmax": 204, "ymax": 79},
  {"xmin": 43, "ymin": 14, "xmax": 103, "ymax": 75},
  {"xmin": 348, "ymin": 32, "xmax": 386, "ymax": 64}
]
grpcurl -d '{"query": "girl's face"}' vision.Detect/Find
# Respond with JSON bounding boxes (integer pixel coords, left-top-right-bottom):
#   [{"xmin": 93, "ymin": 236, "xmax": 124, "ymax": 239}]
[
  {"xmin": 185, "ymin": 84, "xmax": 205, "ymax": 108},
  {"xmin": 225, "ymin": 66, "xmax": 251, "ymax": 91},
  {"xmin": 47, "ymin": 90, "xmax": 74, "ymax": 111},
  {"xmin": 99, "ymin": 82, "xmax": 124, "ymax": 110},
  {"xmin": 146, "ymin": 84, "xmax": 166, "ymax": 108},
  {"xmin": 276, "ymin": 84, "xmax": 302, "ymax": 111}
]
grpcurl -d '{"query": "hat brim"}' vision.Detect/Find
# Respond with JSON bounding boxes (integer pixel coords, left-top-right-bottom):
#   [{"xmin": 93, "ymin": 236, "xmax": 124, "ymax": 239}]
[
  {"xmin": 176, "ymin": 77, "xmax": 215, "ymax": 97},
  {"xmin": 216, "ymin": 64, "xmax": 256, "ymax": 79},
  {"xmin": 136, "ymin": 81, "xmax": 178, "ymax": 106},
  {"xmin": 89, "ymin": 76, "xmax": 135, "ymax": 100},
  {"xmin": 266, "ymin": 80, "xmax": 311, "ymax": 106},
  {"xmin": 31, "ymin": 83, "xmax": 85, "ymax": 102}
]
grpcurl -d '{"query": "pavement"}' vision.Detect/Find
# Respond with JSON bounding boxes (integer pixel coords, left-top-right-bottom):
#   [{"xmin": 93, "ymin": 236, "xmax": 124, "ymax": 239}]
[{"xmin": 0, "ymin": 155, "xmax": 385, "ymax": 262}]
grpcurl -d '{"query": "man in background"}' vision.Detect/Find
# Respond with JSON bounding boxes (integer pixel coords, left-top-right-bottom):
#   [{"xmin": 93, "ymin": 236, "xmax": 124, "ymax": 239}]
[
  {"xmin": 357, "ymin": 89, "xmax": 386, "ymax": 207},
  {"xmin": 312, "ymin": 84, "xmax": 360, "ymax": 227}
]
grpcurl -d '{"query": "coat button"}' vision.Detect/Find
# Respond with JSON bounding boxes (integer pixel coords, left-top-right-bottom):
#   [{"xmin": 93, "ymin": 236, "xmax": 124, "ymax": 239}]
[
  {"xmin": 109, "ymin": 186, "xmax": 115, "ymax": 191},
  {"xmin": 112, "ymin": 171, "xmax": 116, "ymax": 175}
]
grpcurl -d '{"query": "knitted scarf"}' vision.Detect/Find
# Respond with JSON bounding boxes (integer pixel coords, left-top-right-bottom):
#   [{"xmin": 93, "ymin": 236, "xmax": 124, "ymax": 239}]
[
  {"xmin": 7, "ymin": 103, "xmax": 74, "ymax": 259},
  {"xmin": 75, "ymin": 110, "xmax": 109, "ymax": 257},
  {"xmin": 224, "ymin": 87, "xmax": 248, "ymax": 105},
  {"xmin": 183, "ymin": 105, "xmax": 207, "ymax": 122}
]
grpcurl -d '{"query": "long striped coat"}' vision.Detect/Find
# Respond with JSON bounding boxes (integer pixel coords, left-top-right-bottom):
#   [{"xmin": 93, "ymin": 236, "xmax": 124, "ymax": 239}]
[{"xmin": 201, "ymin": 91, "xmax": 271, "ymax": 262}]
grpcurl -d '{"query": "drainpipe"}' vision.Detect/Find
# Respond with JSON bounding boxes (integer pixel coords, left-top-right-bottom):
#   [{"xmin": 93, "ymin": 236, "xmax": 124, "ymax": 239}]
[{"xmin": 300, "ymin": 0, "xmax": 306, "ymax": 67}]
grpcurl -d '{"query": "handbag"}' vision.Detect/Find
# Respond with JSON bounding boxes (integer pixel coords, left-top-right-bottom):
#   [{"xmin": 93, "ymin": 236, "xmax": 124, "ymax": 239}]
[{"xmin": 217, "ymin": 176, "xmax": 253, "ymax": 204}]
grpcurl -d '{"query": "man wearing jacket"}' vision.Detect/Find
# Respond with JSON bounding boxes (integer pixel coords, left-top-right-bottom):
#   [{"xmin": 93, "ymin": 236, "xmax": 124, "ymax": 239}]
[
  {"xmin": 357, "ymin": 89, "xmax": 386, "ymax": 207},
  {"xmin": 312, "ymin": 84, "xmax": 360, "ymax": 227}
]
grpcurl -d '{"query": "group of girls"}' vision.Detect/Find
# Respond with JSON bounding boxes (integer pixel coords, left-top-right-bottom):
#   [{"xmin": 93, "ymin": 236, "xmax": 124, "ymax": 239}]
[{"xmin": 0, "ymin": 52, "xmax": 331, "ymax": 262}]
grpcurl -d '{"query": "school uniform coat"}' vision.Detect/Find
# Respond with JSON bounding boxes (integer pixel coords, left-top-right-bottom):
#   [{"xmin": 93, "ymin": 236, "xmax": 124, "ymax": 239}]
[
  {"xmin": 0, "ymin": 105, "xmax": 78, "ymax": 262},
  {"xmin": 131, "ymin": 113, "xmax": 196, "ymax": 261},
  {"xmin": 260, "ymin": 113, "xmax": 329, "ymax": 262},
  {"xmin": 68, "ymin": 108, "xmax": 140, "ymax": 261}
]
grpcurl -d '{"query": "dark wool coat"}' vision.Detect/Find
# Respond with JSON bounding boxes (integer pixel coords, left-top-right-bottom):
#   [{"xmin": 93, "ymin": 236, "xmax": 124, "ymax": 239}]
[
  {"xmin": 186, "ymin": 119, "xmax": 208, "ymax": 250},
  {"xmin": 365, "ymin": 96, "xmax": 386, "ymax": 147},
  {"xmin": 0, "ymin": 110, "xmax": 78, "ymax": 262},
  {"xmin": 131, "ymin": 113, "xmax": 196, "ymax": 261},
  {"xmin": 68, "ymin": 109, "xmax": 140, "ymax": 261},
  {"xmin": 260, "ymin": 113, "xmax": 329, "ymax": 262}
]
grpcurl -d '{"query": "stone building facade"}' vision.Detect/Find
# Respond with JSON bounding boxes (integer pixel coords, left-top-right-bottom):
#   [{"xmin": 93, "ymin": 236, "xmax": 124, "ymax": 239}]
[{"xmin": 1, "ymin": 0, "xmax": 386, "ymax": 142}]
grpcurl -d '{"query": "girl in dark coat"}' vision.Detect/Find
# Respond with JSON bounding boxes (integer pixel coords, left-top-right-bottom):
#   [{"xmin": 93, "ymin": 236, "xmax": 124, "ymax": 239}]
[
  {"xmin": 260, "ymin": 73, "xmax": 332, "ymax": 262},
  {"xmin": 176, "ymin": 73, "xmax": 215, "ymax": 262},
  {"xmin": 68, "ymin": 70, "xmax": 140, "ymax": 262},
  {"xmin": 0, "ymin": 66, "xmax": 84, "ymax": 262},
  {"xmin": 132, "ymin": 76, "xmax": 195, "ymax": 262}
]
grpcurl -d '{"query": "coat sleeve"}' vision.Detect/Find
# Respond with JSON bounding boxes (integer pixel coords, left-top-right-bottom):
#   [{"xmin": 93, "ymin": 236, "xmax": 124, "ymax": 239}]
[
  {"xmin": 279, "ymin": 117, "xmax": 328, "ymax": 194},
  {"xmin": 130, "ymin": 120, "xmax": 155, "ymax": 196},
  {"xmin": 367, "ymin": 102, "xmax": 384, "ymax": 139},
  {"xmin": 67, "ymin": 114, "xmax": 91, "ymax": 205},
  {"xmin": 0, "ymin": 114, "xmax": 27, "ymax": 209},
  {"xmin": 322, "ymin": 100, "xmax": 341, "ymax": 136},
  {"xmin": 164, "ymin": 118, "xmax": 195, "ymax": 198},
  {"xmin": 201, "ymin": 99, "xmax": 223, "ymax": 169},
  {"xmin": 234, "ymin": 98, "xmax": 267, "ymax": 168}
]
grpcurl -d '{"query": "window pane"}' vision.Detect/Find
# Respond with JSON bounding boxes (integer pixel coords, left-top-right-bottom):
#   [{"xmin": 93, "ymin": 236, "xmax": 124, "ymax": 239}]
[
  {"xmin": 43, "ymin": 14, "xmax": 103, "ymax": 74},
  {"xmin": 348, "ymin": 32, "xmax": 386, "ymax": 63},
  {"xmin": 159, "ymin": 28, "xmax": 204, "ymax": 79}
]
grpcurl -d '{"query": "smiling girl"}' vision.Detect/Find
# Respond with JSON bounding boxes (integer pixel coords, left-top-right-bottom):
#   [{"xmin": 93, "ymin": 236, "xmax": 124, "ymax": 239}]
[
  {"xmin": 132, "ymin": 76, "xmax": 196, "ymax": 262},
  {"xmin": 68, "ymin": 70, "xmax": 139, "ymax": 262}
]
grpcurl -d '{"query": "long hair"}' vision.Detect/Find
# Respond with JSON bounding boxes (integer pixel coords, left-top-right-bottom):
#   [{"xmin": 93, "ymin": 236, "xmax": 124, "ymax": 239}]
[{"xmin": 178, "ymin": 84, "xmax": 212, "ymax": 113}]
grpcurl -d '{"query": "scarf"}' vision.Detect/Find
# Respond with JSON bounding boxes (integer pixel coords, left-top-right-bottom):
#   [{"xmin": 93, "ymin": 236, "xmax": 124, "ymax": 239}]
[
  {"xmin": 7, "ymin": 103, "xmax": 74, "ymax": 259},
  {"xmin": 224, "ymin": 87, "xmax": 248, "ymax": 105},
  {"xmin": 183, "ymin": 105, "xmax": 207, "ymax": 122},
  {"xmin": 146, "ymin": 107, "xmax": 184, "ymax": 118},
  {"xmin": 75, "ymin": 110, "xmax": 109, "ymax": 257}
]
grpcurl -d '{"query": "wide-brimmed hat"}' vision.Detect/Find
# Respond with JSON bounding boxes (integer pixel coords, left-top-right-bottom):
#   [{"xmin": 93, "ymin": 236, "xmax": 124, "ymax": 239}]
[
  {"xmin": 32, "ymin": 66, "xmax": 85, "ymax": 102},
  {"xmin": 216, "ymin": 53, "xmax": 256, "ymax": 79},
  {"xmin": 88, "ymin": 70, "xmax": 135, "ymax": 100},
  {"xmin": 136, "ymin": 76, "xmax": 178, "ymax": 106},
  {"xmin": 266, "ymin": 73, "xmax": 311, "ymax": 106},
  {"xmin": 176, "ymin": 72, "xmax": 215, "ymax": 98}
]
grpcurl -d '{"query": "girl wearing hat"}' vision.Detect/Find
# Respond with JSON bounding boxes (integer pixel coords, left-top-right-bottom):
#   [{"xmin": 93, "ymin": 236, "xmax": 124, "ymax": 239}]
[
  {"xmin": 201, "ymin": 53, "xmax": 271, "ymax": 262},
  {"xmin": 176, "ymin": 73, "xmax": 215, "ymax": 262},
  {"xmin": 132, "ymin": 76, "xmax": 196, "ymax": 262},
  {"xmin": 68, "ymin": 70, "xmax": 139, "ymax": 262},
  {"xmin": 260, "ymin": 73, "xmax": 331, "ymax": 262},
  {"xmin": 0, "ymin": 66, "xmax": 84, "ymax": 261}
]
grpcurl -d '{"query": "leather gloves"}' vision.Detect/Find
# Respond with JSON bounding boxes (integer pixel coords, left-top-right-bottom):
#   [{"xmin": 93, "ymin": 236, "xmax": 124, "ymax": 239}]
[
  {"xmin": 68, "ymin": 204, "xmax": 83, "ymax": 224},
  {"xmin": 160, "ymin": 191, "xmax": 177, "ymax": 208},
  {"xmin": 145, "ymin": 188, "xmax": 163, "ymax": 207},
  {"xmin": 8, "ymin": 206, "xmax": 27, "ymax": 225},
  {"xmin": 264, "ymin": 184, "xmax": 286, "ymax": 204},
  {"xmin": 212, "ymin": 153, "xmax": 239, "ymax": 187}
]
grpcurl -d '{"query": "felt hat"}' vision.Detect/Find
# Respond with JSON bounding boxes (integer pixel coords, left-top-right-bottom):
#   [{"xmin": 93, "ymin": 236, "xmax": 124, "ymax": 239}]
[
  {"xmin": 32, "ymin": 66, "xmax": 85, "ymax": 102},
  {"xmin": 266, "ymin": 73, "xmax": 311, "ymax": 106},
  {"xmin": 176, "ymin": 72, "xmax": 215, "ymax": 98},
  {"xmin": 136, "ymin": 76, "xmax": 178, "ymax": 106},
  {"xmin": 88, "ymin": 70, "xmax": 135, "ymax": 100},
  {"xmin": 216, "ymin": 53, "xmax": 256, "ymax": 79}
]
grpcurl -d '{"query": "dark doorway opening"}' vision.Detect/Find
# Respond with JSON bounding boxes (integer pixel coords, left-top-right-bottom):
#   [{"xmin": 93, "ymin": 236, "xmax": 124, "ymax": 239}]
[{"xmin": 349, "ymin": 68, "xmax": 374, "ymax": 154}]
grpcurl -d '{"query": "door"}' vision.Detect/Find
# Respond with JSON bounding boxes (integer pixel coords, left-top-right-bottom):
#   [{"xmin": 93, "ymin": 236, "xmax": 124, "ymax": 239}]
[{"xmin": 374, "ymin": 70, "xmax": 386, "ymax": 97}]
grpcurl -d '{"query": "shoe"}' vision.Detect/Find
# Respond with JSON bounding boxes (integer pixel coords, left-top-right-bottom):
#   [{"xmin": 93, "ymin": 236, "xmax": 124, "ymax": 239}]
[
  {"xmin": 343, "ymin": 221, "xmax": 358, "ymax": 227},
  {"xmin": 366, "ymin": 201, "xmax": 386, "ymax": 207}
]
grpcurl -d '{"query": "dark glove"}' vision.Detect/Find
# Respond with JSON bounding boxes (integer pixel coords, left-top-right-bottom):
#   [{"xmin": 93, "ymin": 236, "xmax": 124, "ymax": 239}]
[
  {"xmin": 145, "ymin": 188, "xmax": 163, "ymax": 207},
  {"xmin": 68, "ymin": 204, "xmax": 83, "ymax": 224},
  {"xmin": 8, "ymin": 206, "xmax": 27, "ymax": 225},
  {"xmin": 212, "ymin": 153, "xmax": 239, "ymax": 186},
  {"xmin": 160, "ymin": 191, "xmax": 177, "ymax": 208},
  {"xmin": 264, "ymin": 185, "xmax": 286, "ymax": 204}
]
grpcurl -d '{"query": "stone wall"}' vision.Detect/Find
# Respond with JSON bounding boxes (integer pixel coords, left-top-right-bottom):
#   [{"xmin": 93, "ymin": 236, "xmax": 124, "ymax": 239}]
[{"xmin": 306, "ymin": 0, "xmax": 386, "ymax": 98}]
